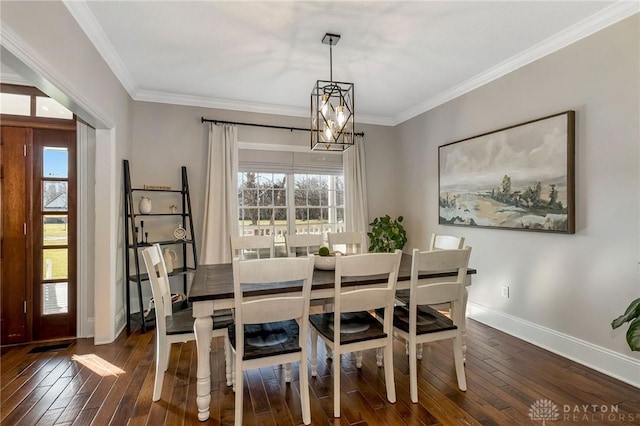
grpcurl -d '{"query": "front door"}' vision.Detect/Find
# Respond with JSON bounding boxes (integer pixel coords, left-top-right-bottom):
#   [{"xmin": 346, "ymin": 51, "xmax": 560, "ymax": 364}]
[
  {"xmin": 1, "ymin": 127, "xmax": 31, "ymax": 344},
  {"xmin": 0, "ymin": 126, "xmax": 77, "ymax": 343}
]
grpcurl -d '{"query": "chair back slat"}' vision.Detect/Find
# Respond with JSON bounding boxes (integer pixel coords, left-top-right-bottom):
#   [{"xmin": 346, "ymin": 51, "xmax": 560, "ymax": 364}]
[
  {"xmin": 286, "ymin": 233, "xmax": 323, "ymax": 257},
  {"xmin": 242, "ymin": 297, "xmax": 306, "ymax": 324},
  {"xmin": 236, "ymin": 256, "xmax": 313, "ymax": 283},
  {"xmin": 430, "ymin": 233, "xmax": 465, "ymax": 250},
  {"xmin": 340, "ymin": 288, "xmax": 391, "ymax": 313},
  {"xmin": 336, "ymin": 252, "xmax": 399, "ymax": 277},
  {"xmin": 328, "ymin": 231, "xmax": 366, "ymax": 254},
  {"xmin": 415, "ymin": 248, "xmax": 470, "ymax": 274},
  {"xmin": 231, "ymin": 235, "xmax": 274, "ymax": 259},
  {"xmin": 412, "ymin": 281, "xmax": 460, "ymax": 306}
]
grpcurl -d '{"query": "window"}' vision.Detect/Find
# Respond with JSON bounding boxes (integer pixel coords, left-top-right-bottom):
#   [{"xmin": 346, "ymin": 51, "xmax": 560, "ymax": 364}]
[
  {"xmin": 0, "ymin": 84, "xmax": 73, "ymax": 121},
  {"xmin": 238, "ymin": 171, "xmax": 344, "ymax": 257}
]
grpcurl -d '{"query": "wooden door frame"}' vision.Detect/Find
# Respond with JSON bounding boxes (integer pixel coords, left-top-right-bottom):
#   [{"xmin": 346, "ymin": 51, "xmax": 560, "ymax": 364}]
[{"xmin": 32, "ymin": 128, "xmax": 77, "ymax": 340}]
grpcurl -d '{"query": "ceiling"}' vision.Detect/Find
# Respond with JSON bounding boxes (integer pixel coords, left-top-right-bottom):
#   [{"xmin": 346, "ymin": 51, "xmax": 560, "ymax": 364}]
[{"xmin": 53, "ymin": 1, "xmax": 632, "ymax": 126}]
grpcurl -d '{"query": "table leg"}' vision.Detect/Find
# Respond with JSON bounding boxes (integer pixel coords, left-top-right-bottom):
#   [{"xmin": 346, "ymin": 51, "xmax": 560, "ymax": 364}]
[{"xmin": 195, "ymin": 316, "xmax": 213, "ymax": 421}]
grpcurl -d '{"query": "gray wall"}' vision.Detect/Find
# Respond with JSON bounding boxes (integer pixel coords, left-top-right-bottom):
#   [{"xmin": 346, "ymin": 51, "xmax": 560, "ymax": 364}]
[
  {"xmin": 395, "ymin": 15, "xmax": 639, "ymax": 361},
  {"xmin": 130, "ymin": 102, "xmax": 400, "ymax": 251}
]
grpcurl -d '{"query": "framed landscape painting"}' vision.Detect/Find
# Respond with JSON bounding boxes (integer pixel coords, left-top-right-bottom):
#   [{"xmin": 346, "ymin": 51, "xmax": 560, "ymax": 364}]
[{"xmin": 438, "ymin": 111, "xmax": 575, "ymax": 233}]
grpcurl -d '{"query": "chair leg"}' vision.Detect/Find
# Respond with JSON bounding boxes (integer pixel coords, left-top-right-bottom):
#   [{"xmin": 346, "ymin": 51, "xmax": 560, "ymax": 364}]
[
  {"xmin": 161, "ymin": 339, "xmax": 170, "ymax": 372},
  {"xmin": 231, "ymin": 348, "xmax": 236, "ymax": 392},
  {"xmin": 408, "ymin": 339, "xmax": 418, "ymax": 403},
  {"xmin": 453, "ymin": 336, "xmax": 467, "ymax": 391},
  {"xmin": 299, "ymin": 355, "xmax": 311, "ymax": 425},
  {"xmin": 333, "ymin": 351, "xmax": 341, "ymax": 418},
  {"xmin": 153, "ymin": 350, "xmax": 164, "ymax": 401},
  {"xmin": 376, "ymin": 347, "xmax": 383, "ymax": 367},
  {"xmin": 234, "ymin": 358, "xmax": 243, "ymax": 426},
  {"xmin": 356, "ymin": 351, "xmax": 363, "ymax": 368},
  {"xmin": 152, "ymin": 335, "xmax": 165, "ymax": 401},
  {"xmin": 383, "ymin": 343, "xmax": 396, "ymax": 404},
  {"xmin": 285, "ymin": 363, "xmax": 292, "ymax": 383},
  {"xmin": 325, "ymin": 342, "xmax": 333, "ymax": 359},
  {"xmin": 224, "ymin": 336, "xmax": 232, "ymax": 386},
  {"xmin": 416, "ymin": 343, "xmax": 423, "ymax": 360},
  {"xmin": 311, "ymin": 330, "xmax": 318, "ymax": 377}
]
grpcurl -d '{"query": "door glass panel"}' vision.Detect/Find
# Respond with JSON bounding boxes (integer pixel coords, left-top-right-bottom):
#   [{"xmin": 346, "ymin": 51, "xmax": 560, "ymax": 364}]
[
  {"xmin": 43, "ymin": 248, "xmax": 68, "ymax": 280},
  {"xmin": 43, "ymin": 215, "xmax": 68, "ymax": 246},
  {"xmin": 0, "ymin": 93, "xmax": 30, "ymax": 116},
  {"xmin": 43, "ymin": 147, "xmax": 68, "ymax": 178},
  {"xmin": 42, "ymin": 282, "xmax": 68, "ymax": 315},
  {"xmin": 35, "ymin": 97, "xmax": 73, "ymax": 119},
  {"xmin": 43, "ymin": 181, "xmax": 68, "ymax": 211}
]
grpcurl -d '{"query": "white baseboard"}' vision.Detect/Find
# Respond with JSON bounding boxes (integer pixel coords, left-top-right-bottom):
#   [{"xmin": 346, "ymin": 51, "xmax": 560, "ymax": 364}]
[{"xmin": 467, "ymin": 302, "xmax": 640, "ymax": 389}]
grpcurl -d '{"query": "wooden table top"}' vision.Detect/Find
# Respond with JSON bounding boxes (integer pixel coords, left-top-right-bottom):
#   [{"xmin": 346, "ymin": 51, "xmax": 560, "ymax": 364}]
[{"xmin": 188, "ymin": 253, "xmax": 476, "ymax": 302}]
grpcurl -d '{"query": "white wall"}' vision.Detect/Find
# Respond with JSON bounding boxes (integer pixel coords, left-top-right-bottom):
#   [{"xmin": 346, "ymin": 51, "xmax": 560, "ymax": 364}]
[
  {"xmin": 1, "ymin": 0, "xmax": 134, "ymax": 344},
  {"xmin": 395, "ymin": 15, "xmax": 640, "ymax": 385}
]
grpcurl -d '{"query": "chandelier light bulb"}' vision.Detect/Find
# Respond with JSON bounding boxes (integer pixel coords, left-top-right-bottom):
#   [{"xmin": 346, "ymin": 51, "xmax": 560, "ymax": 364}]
[
  {"xmin": 321, "ymin": 94, "xmax": 329, "ymax": 116},
  {"xmin": 336, "ymin": 105, "xmax": 346, "ymax": 126},
  {"xmin": 324, "ymin": 122, "xmax": 334, "ymax": 140}
]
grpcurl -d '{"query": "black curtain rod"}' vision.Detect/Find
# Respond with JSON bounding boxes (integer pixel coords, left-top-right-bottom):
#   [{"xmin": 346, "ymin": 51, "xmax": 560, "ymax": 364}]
[{"xmin": 201, "ymin": 117, "xmax": 364, "ymax": 137}]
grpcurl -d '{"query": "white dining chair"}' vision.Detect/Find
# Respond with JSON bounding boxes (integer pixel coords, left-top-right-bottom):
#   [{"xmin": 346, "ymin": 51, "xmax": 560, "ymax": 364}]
[
  {"xmin": 230, "ymin": 234, "xmax": 274, "ymax": 259},
  {"xmin": 396, "ymin": 232, "xmax": 467, "ymax": 358},
  {"xmin": 309, "ymin": 250, "xmax": 402, "ymax": 418},
  {"xmin": 327, "ymin": 231, "xmax": 366, "ymax": 254},
  {"xmin": 286, "ymin": 233, "xmax": 323, "ymax": 257},
  {"xmin": 388, "ymin": 247, "xmax": 471, "ymax": 403},
  {"xmin": 229, "ymin": 255, "xmax": 315, "ymax": 425},
  {"xmin": 141, "ymin": 244, "xmax": 232, "ymax": 401}
]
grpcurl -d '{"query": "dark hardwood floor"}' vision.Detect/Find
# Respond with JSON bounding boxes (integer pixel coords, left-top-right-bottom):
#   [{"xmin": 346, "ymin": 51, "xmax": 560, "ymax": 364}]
[{"xmin": 2, "ymin": 318, "xmax": 638, "ymax": 425}]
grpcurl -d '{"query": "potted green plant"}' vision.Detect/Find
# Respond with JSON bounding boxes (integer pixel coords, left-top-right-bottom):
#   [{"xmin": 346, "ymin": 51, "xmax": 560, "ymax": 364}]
[
  {"xmin": 611, "ymin": 298, "xmax": 640, "ymax": 351},
  {"xmin": 367, "ymin": 215, "xmax": 407, "ymax": 253}
]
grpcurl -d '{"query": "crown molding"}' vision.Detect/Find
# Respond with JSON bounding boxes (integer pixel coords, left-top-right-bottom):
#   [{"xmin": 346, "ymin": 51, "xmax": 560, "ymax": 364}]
[
  {"xmin": 136, "ymin": 89, "xmax": 310, "ymax": 118},
  {"xmin": 392, "ymin": 1, "xmax": 640, "ymax": 125},
  {"xmin": 64, "ymin": 0, "xmax": 638, "ymax": 128},
  {"xmin": 63, "ymin": 0, "xmax": 138, "ymax": 96},
  {"xmin": 135, "ymin": 88, "xmax": 394, "ymax": 126}
]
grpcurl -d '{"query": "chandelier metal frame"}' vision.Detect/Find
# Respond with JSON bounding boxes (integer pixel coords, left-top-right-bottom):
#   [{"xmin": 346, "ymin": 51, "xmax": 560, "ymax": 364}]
[{"xmin": 310, "ymin": 33, "xmax": 355, "ymax": 151}]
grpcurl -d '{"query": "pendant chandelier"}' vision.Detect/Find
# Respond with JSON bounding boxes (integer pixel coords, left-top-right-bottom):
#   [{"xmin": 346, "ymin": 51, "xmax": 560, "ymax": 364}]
[{"xmin": 310, "ymin": 33, "xmax": 355, "ymax": 151}]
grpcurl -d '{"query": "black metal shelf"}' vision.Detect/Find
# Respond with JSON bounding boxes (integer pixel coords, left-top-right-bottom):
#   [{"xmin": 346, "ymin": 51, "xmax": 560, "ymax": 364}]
[
  {"xmin": 131, "ymin": 188, "xmax": 183, "ymax": 193},
  {"xmin": 133, "ymin": 213, "xmax": 187, "ymax": 217},
  {"xmin": 128, "ymin": 239, "xmax": 195, "ymax": 248},
  {"xmin": 123, "ymin": 159, "xmax": 198, "ymax": 333},
  {"xmin": 127, "ymin": 266, "xmax": 196, "ymax": 283}
]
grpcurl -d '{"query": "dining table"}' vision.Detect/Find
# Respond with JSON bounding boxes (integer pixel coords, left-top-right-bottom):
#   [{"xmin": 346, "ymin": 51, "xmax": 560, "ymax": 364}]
[{"xmin": 188, "ymin": 253, "xmax": 476, "ymax": 421}]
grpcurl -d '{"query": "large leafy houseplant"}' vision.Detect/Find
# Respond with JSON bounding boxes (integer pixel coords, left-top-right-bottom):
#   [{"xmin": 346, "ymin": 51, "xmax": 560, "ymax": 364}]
[
  {"xmin": 611, "ymin": 298, "xmax": 640, "ymax": 351},
  {"xmin": 368, "ymin": 215, "xmax": 407, "ymax": 253}
]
